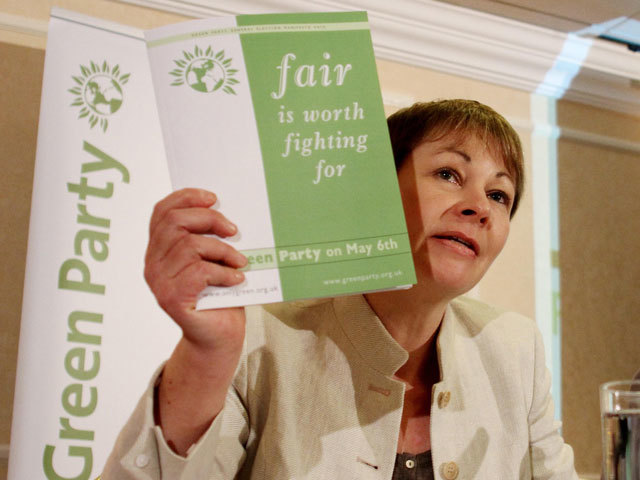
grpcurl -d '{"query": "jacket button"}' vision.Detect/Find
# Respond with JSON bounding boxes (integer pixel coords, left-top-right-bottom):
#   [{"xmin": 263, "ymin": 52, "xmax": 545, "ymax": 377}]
[
  {"xmin": 437, "ymin": 390, "xmax": 451, "ymax": 408},
  {"xmin": 135, "ymin": 454, "xmax": 150, "ymax": 468},
  {"xmin": 441, "ymin": 461, "xmax": 459, "ymax": 479}
]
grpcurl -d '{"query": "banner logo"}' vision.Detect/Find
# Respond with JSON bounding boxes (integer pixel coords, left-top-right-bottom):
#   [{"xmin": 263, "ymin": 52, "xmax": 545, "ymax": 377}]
[
  {"xmin": 170, "ymin": 46, "xmax": 238, "ymax": 94},
  {"xmin": 69, "ymin": 61, "xmax": 130, "ymax": 132}
]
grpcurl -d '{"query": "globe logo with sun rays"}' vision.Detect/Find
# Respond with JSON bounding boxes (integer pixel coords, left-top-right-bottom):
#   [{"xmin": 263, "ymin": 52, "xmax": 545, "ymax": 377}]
[
  {"xmin": 170, "ymin": 46, "xmax": 239, "ymax": 94},
  {"xmin": 68, "ymin": 61, "xmax": 130, "ymax": 132}
]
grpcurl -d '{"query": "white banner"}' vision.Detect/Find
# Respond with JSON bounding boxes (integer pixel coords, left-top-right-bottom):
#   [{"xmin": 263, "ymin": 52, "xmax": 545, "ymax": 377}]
[{"xmin": 9, "ymin": 9, "xmax": 178, "ymax": 479}]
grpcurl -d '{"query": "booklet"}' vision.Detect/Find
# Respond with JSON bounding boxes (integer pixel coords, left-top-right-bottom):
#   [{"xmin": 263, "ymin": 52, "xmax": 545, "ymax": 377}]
[{"xmin": 145, "ymin": 11, "xmax": 416, "ymax": 308}]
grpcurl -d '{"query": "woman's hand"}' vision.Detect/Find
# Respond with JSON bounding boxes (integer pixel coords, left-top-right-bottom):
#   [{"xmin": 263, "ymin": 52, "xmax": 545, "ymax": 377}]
[
  {"xmin": 144, "ymin": 188, "xmax": 248, "ymax": 350},
  {"xmin": 144, "ymin": 188, "xmax": 249, "ymax": 455}
]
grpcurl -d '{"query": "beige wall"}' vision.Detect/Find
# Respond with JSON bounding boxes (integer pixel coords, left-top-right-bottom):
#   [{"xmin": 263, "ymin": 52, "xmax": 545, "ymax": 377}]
[
  {"xmin": 0, "ymin": 41, "xmax": 44, "ymax": 480},
  {"xmin": 1, "ymin": 2, "xmax": 638, "ymax": 479},
  {"xmin": 0, "ymin": 0, "xmax": 186, "ymax": 46},
  {"xmin": 556, "ymin": 100, "xmax": 640, "ymax": 474}
]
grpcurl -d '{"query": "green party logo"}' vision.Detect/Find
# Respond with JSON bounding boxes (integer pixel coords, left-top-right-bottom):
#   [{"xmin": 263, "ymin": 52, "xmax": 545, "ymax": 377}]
[
  {"xmin": 170, "ymin": 46, "xmax": 239, "ymax": 94},
  {"xmin": 68, "ymin": 61, "xmax": 130, "ymax": 132}
]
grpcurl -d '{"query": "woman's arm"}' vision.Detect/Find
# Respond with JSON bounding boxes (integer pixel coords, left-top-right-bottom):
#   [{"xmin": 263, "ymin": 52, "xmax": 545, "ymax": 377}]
[
  {"xmin": 101, "ymin": 188, "xmax": 251, "ymax": 479},
  {"xmin": 528, "ymin": 326, "xmax": 579, "ymax": 479},
  {"xmin": 144, "ymin": 188, "xmax": 248, "ymax": 455}
]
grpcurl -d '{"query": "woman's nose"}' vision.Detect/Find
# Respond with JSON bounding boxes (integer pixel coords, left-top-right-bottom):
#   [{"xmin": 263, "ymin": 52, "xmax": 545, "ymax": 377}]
[{"xmin": 457, "ymin": 189, "xmax": 491, "ymax": 225}]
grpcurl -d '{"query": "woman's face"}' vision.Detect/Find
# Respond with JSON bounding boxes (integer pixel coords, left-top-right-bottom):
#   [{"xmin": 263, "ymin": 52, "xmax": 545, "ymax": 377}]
[{"xmin": 397, "ymin": 133, "xmax": 515, "ymax": 298}]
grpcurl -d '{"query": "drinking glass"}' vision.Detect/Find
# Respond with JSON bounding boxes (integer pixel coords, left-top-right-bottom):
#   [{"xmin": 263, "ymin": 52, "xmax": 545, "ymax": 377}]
[{"xmin": 601, "ymin": 380, "xmax": 640, "ymax": 480}]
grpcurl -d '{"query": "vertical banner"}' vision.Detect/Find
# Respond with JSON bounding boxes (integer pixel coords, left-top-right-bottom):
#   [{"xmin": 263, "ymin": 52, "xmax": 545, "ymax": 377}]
[{"xmin": 8, "ymin": 9, "xmax": 178, "ymax": 479}]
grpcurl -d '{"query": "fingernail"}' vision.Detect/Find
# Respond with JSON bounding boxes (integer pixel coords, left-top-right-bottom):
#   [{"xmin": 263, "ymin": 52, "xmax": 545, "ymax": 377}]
[
  {"xmin": 226, "ymin": 220, "xmax": 237, "ymax": 233},
  {"xmin": 234, "ymin": 271, "xmax": 244, "ymax": 281}
]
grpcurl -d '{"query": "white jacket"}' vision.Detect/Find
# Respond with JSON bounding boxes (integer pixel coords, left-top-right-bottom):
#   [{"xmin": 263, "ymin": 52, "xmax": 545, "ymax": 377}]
[{"xmin": 102, "ymin": 295, "xmax": 578, "ymax": 479}]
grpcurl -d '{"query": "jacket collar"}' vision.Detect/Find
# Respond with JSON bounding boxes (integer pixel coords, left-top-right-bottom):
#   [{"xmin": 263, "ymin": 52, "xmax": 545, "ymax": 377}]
[
  {"xmin": 331, "ymin": 294, "xmax": 467, "ymax": 408},
  {"xmin": 332, "ymin": 295, "xmax": 408, "ymax": 377},
  {"xmin": 436, "ymin": 300, "xmax": 466, "ymax": 411}
]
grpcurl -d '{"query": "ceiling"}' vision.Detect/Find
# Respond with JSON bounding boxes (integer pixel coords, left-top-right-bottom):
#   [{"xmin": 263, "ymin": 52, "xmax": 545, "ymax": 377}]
[{"xmin": 436, "ymin": 0, "xmax": 640, "ymax": 49}]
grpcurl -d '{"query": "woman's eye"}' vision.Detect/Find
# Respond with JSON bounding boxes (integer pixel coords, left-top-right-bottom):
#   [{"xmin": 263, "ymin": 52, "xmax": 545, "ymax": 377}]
[
  {"xmin": 436, "ymin": 169, "xmax": 458, "ymax": 183},
  {"xmin": 488, "ymin": 191, "xmax": 510, "ymax": 206}
]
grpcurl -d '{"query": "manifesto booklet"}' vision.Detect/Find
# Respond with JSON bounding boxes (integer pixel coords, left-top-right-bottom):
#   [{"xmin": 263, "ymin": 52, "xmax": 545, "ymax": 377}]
[{"xmin": 145, "ymin": 11, "xmax": 416, "ymax": 308}]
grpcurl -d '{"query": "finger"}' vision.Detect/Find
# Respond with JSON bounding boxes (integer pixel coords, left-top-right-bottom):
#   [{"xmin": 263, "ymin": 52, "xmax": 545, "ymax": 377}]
[
  {"xmin": 150, "ymin": 188, "xmax": 217, "ymax": 236},
  {"xmin": 187, "ymin": 260, "xmax": 246, "ymax": 290},
  {"xmin": 153, "ymin": 261, "xmax": 245, "ymax": 315},
  {"xmin": 158, "ymin": 206, "xmax": 237, "ymax": 236},
  {"xmin": 147, "ymin": 207, "xmax": 238, "ymax": 263},
  {"xmin": 162, "ymin": 234, "xmax": 248, "ymax": 279}
]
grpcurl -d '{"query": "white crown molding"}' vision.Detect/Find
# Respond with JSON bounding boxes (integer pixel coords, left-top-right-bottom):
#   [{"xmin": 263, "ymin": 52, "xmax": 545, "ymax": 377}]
[
  {"xmin": 51, "ymin": 8, "xmax": 144, "ymax": 39},
  {"xmin": 0, "ymin": 12, "xmax": 48, "ymax": 38},
  {"xmin": 111, "ymin": 0, "xmax": 640, "ymax": 116}
]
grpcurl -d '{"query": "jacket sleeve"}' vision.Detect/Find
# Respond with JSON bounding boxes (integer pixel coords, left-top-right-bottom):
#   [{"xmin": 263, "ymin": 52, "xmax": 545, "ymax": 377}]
[
  {"xmin": 528, "ymin": 326, "xmax": 579, "ymax": 480},
  {"xmin": 100, "ymin": 364, "xmax": 250, "ymax": 479}
]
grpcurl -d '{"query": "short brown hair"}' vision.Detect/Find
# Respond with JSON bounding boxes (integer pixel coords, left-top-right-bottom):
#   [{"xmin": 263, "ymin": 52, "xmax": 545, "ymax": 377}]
[{"xmin": 387, "ymin": 99, "xmax": 524, "ymax": 217}]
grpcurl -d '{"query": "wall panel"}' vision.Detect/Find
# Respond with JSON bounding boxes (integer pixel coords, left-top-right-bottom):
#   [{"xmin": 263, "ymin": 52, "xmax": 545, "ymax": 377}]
[
  {"xmin": 0, "ymin": 41, "xmax": 44, "ymax": 480},
  {"xmin": 557, "ymin": 99, "xmax": 640, "ymax": 474}
]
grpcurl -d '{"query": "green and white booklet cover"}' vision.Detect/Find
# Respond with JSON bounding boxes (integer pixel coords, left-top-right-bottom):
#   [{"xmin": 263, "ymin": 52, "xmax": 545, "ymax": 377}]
[{"xmin": 145, "ymin": 11, "xmax": 416, "ymax": 309}]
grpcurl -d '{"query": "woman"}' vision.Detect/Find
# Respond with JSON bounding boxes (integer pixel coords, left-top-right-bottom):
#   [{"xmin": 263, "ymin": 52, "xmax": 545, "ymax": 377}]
[{"xmin": 102, "ymin": 100, "xmax": 578, "ymax": 479}]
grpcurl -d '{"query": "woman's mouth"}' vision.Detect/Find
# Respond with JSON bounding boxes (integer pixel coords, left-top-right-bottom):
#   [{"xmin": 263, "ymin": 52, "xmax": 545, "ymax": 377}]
[{"xmin": 432, "ymin": 234, "xmax": 478, "ymax": 255}]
